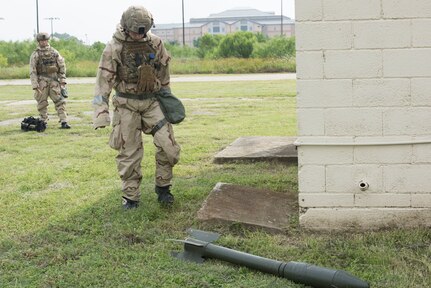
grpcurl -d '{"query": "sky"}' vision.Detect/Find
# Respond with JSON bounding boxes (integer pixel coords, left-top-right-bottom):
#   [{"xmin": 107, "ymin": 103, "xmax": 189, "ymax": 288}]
[{"xmin": 0, "ymin": 0, "xmax": 295, "ymax": 44}]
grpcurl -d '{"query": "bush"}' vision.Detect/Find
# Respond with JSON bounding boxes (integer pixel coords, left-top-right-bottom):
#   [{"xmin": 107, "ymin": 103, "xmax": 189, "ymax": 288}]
[
  {"xmin": 0, "ymin": 34, "xmax": 298, "ymax": 78},
  {"xmin": 252, "ymin": 37, "xmax": 296, "ymax": 58},
  {"xmin": 164, "ymin": 43, "xmax": 198, "ymax": 59},
  {"xmin": 194, "ymin": 34, "xmax": 223, "ymax": 59},
  {"xmin": 0, "ymin": 38, "xmax": 105, "ymax": 68},
  {"xmin": 0, "ymin": 54, "xmax": 8, "ymax": 67},
  {"xmin": 0, "ymin": 40, "xmax": 36, "ymax": 66},
  {"xmin": 217, "ymin": 32, "xmax": 257, "ymax": 58}
]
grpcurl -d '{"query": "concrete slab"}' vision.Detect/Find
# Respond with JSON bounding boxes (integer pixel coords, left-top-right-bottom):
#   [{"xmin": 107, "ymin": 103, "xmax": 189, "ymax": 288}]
[
  {"xmin": 214, "ymin": 136, "xmax": 298, "ymax": 164},
  {"xmin": 197, "ymin": 183, "xmax": 297, "ymax": 233}
]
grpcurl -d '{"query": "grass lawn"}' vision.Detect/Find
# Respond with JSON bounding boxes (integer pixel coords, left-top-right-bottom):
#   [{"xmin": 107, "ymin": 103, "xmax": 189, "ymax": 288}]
[{"xmin": 0, "ymin": 79, "xmax": 429, "ymax": 287}]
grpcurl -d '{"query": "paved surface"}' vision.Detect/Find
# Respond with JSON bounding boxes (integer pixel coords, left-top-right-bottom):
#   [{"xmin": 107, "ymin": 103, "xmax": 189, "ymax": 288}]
[
  {"xmin": 214, "ymin": 136, "xmax": 298, "ymax": 164},
  {"xmin": 0, "ymin": 73, "xmax": 296, "ymax": 86},
  {"xmin": 197, "ymin": 182, "xmax": 297, "ymax": 233}
]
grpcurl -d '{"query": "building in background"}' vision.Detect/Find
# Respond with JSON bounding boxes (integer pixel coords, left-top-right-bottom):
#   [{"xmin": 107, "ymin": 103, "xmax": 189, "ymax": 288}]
[{"xmin": 152, "ymin": 7, "xmax": 294, "ymax": 46}]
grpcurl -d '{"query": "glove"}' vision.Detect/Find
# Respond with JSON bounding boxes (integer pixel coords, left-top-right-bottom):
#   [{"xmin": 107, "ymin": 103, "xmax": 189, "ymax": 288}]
[
  {"xmin": 61, "ymin": 87, "xmax": 68, "ymax": 98},
  {"xmin": 137, "ymin": 64, "xmax": 156, "ymax": 92},
  {"xmin": 93, "ymin": 109, "xmax": 111, "ymax": 129}
]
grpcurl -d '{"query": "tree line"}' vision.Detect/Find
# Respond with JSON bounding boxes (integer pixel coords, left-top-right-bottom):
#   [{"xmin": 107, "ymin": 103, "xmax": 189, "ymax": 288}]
[{"xmin": 0, "ymin": 32, "xmax": 295, "ymax": 68}]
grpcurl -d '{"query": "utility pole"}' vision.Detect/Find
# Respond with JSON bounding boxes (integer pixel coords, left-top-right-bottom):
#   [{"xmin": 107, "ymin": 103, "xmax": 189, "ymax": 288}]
[
  {"xmin": 36, "ymin": 0, "xmax": 39, "ymax": 33},
  {"xmin": 45, "ymin": 17, "xmax": 60, "ymax": 37},
  {"xmin": 182, "ymin": 0, "xmax": 185, "ymax": 46},
  {"xmin": 280, "ymin": 0, "xmax": 283, "ymax": 36}
]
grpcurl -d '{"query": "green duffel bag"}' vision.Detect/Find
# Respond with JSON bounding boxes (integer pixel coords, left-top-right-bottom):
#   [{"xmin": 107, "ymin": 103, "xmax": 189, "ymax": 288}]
[{"xmin": 156, "ymin": 88, "xmax": 186, "ymax": 124}]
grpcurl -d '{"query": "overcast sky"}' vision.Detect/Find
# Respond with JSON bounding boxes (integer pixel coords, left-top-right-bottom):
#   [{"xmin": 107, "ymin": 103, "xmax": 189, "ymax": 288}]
[{"xmin": 0, "ymin": 0, "xmax": 295, "ymax": 44}]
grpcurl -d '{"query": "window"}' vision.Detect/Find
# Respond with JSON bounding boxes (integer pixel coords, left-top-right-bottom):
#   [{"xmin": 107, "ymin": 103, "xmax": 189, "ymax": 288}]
[
  {"xmin": 240, "ymin": 20, "xmax": 248, "ymax": 31},
  {"xmin": 212, "ymin": 21, "xmax": 220, "ymax": 34}
]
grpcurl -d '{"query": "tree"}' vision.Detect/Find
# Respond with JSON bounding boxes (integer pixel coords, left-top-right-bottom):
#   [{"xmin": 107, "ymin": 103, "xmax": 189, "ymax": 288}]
[
  {"xmin": 0, "ymin": 54, "xmax": 7, "ymax": 67},
  {"xmin": 217, "ymin": 32, "xmax": 257, "ymax": 58},
  {"xmin": 252, "ymin": 36, "xmax": 296, "ymax": 58},
  {"xmin": 195, "ymin": 34, "xmax": 223, "ymax": 58}
]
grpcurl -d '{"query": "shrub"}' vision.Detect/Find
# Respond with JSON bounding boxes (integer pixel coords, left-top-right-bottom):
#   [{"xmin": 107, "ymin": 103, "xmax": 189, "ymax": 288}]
[
  {"xmin": 252, "ymin": 36, "xmax": 296, "ymax": 58},
  {"xmin": 217, "ymin": 32, "xmax": 257, "ymax": 58},
  {"xmin": 164, "ymin": 43, "xmax": 198, "ymax": 59},
  {"xmin": 194, "ymin": 34, "xmax": 223, "ymax": 59},
  {"xmin": 0, "ymin": 54, "xmax": 8, "ymax": 67}
]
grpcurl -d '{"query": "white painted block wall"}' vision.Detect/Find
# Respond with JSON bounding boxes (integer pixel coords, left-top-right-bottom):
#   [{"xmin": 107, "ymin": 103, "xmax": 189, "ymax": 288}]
[{"xmin": 295, "ymin": 0, "xmax": 431, "ymax": 230}]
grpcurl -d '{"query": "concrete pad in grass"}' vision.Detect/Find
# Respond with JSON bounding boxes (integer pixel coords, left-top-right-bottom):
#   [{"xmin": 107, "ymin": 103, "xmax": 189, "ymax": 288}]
[
  {"xmin": 197, "ymin": 182, "xmax": 297, "ymax": 233},
  {"xmin": 214, "ymin": 136, "xmax": 297, "ymax": 164}
]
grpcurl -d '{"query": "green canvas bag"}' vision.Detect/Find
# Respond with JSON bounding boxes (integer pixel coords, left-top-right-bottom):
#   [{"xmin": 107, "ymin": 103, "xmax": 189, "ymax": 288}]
[{"xmin": 156, "ymin": 88, "xmax": 186, "ymax": 124}]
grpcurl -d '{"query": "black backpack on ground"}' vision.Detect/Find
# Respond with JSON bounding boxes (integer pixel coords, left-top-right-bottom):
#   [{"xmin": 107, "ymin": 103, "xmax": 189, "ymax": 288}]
[{"xmin": 21, "ymin": 116, "xmax": 46, "ymax": 132}]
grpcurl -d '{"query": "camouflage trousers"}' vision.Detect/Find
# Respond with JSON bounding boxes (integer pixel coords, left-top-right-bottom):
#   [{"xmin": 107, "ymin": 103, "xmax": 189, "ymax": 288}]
[
  {"xmin": 110, "ymin": 96, "xmax": 181, "ymax": 202},
  {"xmin": 34, "ymin": 78, "xmax": 67, "ymax": 122}
]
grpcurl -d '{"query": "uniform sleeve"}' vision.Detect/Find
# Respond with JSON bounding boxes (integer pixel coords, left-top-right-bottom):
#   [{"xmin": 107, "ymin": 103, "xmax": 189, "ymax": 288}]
[
  {"xmin": 157, "ymin": 40, "xmax": 171, "ymax": 88},
  {"xmin": 29, "ymin": 51, "xmax": 39, "ymax": 89},
  {"xmin": 92, "ymin": 41, "xmax": 119, "ymax": 120},
  {"xmin": 55, "ymin": 49, "xmax": 67, "ymax": 84},
  {"xmin": 94, "ymin": 41, "xmax": 118, "ymax": 103}
]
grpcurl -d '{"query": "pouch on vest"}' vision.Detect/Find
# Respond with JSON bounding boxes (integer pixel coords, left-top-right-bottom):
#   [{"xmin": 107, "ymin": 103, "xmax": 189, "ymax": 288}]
[
  {"xmin": 137, "ymin": 64, "xmax": 157, "ymax": 93},
  {"xmin": 156, "ymin": 89, "xmax": 185, "ymax": 124},
  {"xmin": 46, "ymin": 65, "xmax": 58, "ymax": 74}
]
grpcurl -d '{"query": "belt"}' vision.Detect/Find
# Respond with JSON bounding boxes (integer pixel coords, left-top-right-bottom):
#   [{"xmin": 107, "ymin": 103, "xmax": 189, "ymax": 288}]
[
  {"xmin": 38, "ymin": 75, "xmax": 58, "ymax": 81},
  {"xmin": 116, "ymin": 91, "xmax": 157, "ymax": 100}
]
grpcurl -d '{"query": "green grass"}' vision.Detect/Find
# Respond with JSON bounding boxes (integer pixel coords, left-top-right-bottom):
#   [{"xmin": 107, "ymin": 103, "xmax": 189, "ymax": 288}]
[{"xmin": 0, "ymin": 80, "xmax": 429, "ymax": 288}]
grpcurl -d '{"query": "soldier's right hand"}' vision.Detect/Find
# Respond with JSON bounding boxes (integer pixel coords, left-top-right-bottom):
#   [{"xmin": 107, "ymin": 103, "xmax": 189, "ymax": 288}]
[{"xmin": 93, "ymin": 110, "xmax": 111, "ymax": 130}]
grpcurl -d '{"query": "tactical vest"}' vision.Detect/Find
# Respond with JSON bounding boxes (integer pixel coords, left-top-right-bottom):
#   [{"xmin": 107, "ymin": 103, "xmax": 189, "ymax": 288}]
[
  {"xmin": 36, "ymin": 47, "xmax": 59, "ymax": 75},
  {"xmin": 118, "ymin": 41, "xmax": 159, "ymax": 84}
]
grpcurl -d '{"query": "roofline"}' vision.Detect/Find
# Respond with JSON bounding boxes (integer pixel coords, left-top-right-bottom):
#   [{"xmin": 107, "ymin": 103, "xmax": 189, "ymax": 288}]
[{"xmin": 190, "ymin": 15, "xmax": 291, "ymax": 23}]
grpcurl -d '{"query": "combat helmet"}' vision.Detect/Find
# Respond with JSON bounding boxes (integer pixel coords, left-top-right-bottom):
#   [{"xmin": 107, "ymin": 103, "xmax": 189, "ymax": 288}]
[
  {"xmin": 121, "ymin": 5, "xmax": 154, "ymax": 36},
  {"xmin": 36, "ymin": 32, "xmax": 50, "ymax": 41}
]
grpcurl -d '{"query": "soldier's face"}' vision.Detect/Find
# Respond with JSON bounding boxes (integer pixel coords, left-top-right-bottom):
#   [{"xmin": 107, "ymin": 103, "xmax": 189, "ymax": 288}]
[
  {"xmin": 129, "ymin": 31, "xmax": 145, "ymax": 40},
  {"xmin": 39, "ymin": 40, "xmax": 49, "ymax": 47}
]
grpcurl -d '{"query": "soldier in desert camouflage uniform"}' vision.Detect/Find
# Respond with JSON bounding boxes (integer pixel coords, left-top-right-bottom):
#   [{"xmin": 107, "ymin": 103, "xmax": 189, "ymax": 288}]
[
  {"xmin": 92, "ymin": 5, "xmax": 181, "ymax": 209},
  {"xmin": 30, "ymin": 32, "xmax": 71, "ymax": 129}
]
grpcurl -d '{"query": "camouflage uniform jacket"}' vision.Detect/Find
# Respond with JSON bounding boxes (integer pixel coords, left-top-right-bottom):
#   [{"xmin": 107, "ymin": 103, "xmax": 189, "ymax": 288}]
[
  {"xmin": 93, "ymin": 25, "xmax": 171, "ymax": 127},
  {"xmin": 29, "ymin": 44, "xmax": 66, "ymax": 89}
]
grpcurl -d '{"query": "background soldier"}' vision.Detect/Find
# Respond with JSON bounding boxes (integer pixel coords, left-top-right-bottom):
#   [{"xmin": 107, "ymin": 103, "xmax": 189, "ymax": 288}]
[
  {"xmin": 30, "ymin": 32, "xmax": 71, "ymax": 129},
  {"xmin": 92, "ymin": 5, "xmax": 181, "ymax": 209}
]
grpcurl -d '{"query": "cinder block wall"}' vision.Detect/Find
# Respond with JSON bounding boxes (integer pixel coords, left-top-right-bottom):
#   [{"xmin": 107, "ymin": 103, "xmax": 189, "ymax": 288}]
[{"xmin": 295, "ymin": 0, "xmax": 431, "ymax": 230}]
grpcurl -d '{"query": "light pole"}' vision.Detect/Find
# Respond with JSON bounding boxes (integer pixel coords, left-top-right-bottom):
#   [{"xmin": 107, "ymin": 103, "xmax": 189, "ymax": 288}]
[
  {"xmin": 280, "ymin": 0, "xmax": 283, "ymax": 36},
  {"xmin": 45, "ymin": 17, "xmax": 60, "ymax": 37},
  {"xmin": 182, "ymin": 0, "xmax": 185, "ymax": 46},
  {"xmin": 36, "ymin": 0, "xmax": 39, "ymax": 33}
]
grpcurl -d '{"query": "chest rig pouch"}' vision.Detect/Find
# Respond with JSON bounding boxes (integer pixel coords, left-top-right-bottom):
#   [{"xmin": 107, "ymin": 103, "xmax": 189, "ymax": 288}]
[
  {"xmin": 36, "ymin": 48, "xmax": 59, "ymax": 75},
  {"xmin": 118, "ymin": 41, "xmax": 160, "ymax": 93}
]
